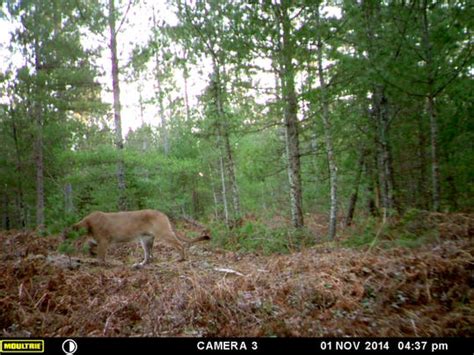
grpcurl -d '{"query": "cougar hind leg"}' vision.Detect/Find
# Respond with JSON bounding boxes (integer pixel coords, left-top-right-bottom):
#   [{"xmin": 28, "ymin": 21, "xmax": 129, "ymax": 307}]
[
  {"xmin": 179, "ymin": 244, "xmax": 188, "ymax": 261},
  {"xmin": 133, "ymin": 235, "xmax": 155, "ymax": 268},
  {"xmin": 170, "ymin": 238, "xmax": 187, "ymax": 261}
]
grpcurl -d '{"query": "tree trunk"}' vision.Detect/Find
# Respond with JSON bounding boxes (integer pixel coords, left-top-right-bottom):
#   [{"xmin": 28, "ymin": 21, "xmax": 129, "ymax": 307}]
[
  {"xmin": 366, "ymin": 152, "xmax": 378, "ymax": 217},
  {"xmin": 191, "ymin": 187, "xmax": 200, "ymax": 217},
  {"xmin": 34, "ymin": 109, "xmax": 45, "ymax": 228},
  {"xmin": 212, "ymin": 189, "xmax": 220, "ymax": 220},
  {"xmin": 153, "ymin": 8, "xmax": 170, "ymax": 155},
  {"xmin": 385, "ymin": 116, "xmax": 399, "ymax": 213},
  {"xmin": 2, "ymin": 190, "xmax": 9, "ymax": 230},
  {"xmin": 367, "ymin": 182, "xmax": 377, "ymax": 217},
  {"xmin": 212, "ymin": 62, "xmax": 241, "ymax": 224},
  {"xmin": 34, "ymin": 39, "xmax": 45, "ymax": 229},
  {"xmin": 109, "ymin": 0, "xmax": 127, "ymax": 210},
  {"xmin": 182, "ymin": 48, "xmax": 191, "ymax": 122},
  {"xmin": 138, "ymin": 82, "xmax": 145, "ymax": 124},
  {"xmin": 345, "ymin": 152, "xmax": 365, "ymax": 227},
  {"xmin": 379, "ymin": 90, "xmax": 396, "ymax": 214},
  {"xmin": 373, "ymin": 86, "xmax": 395, "ymax": 222},
  {"xmin": 362, "ymin": 1, "xmax": 396, "ymax": 221},
  {"xmin": 316, "ymin": 8, "xmax": 338, "ymax": 239},
  {"xmin": 421, "ymin": 1, "xmax": 441, "ymax": 211},
  {"xmin": 162, "ymin": 96, "xmax": 172, "ymax": 155},
  {"xmin": 427, "ymin": 95, "xmax": 440, "ymax": 211},
  {"xmin": 208, "ymin": 165, "xmax": 222, "ymax": 221},
  {"xmin": 416, "ymin": 113, "xmax": 428, "ymax": 209},
  {"xmin": 219, "ymin": 155, "xmax": 229, "ymax": 226},
  {"xmin": 10, "ymin": 107, "xmax": 26, "ymax": 228},
  {"xmin": 223, "ymin": 130, "xmax": 240, "ymax": 220},
  {"xmin": 279, "ymin": 1, "xmax": 303, "ymax": 228},
  {"xmin": 15, "ymin": 195, "xmax": 27, "ymax": 229}
]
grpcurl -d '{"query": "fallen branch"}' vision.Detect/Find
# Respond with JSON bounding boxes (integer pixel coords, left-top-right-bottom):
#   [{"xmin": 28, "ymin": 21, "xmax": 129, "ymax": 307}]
[{"xmin": 214, "ymin": 267, "xmax": 245, "ymax": 277}]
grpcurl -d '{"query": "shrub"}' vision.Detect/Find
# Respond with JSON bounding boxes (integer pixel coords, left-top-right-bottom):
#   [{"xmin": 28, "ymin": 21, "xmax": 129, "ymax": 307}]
[
  {"xmin": 343, "ymin": 209, "xmax": 439, "ymax": 249},
  {"xmin": 210, "ymin": 220, "xmax": 314, "ymax": 255}
]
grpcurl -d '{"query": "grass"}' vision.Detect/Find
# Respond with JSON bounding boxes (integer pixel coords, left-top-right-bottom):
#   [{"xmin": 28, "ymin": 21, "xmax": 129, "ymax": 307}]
[
  {"xmin": 342, "ymin": 209, "xmax": 440, "ymax": 250},
  {"xmin": 210, "ymin": 209, "xmax": 445, "ymax": 255},
  {"xmin": 209, "ymin": 220, "xmax": 315, "ymax": 255}
]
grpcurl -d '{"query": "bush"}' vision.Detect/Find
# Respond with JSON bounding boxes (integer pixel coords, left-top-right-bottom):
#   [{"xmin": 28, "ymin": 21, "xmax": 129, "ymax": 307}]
[
  {"xmin": 210, "ymin": 220, "xmax": 315, "ymax": 255},
  {"xmin": 392, "ymin": 208, "xmax": 439, "ymax": 248},
  {"xmin": 343, "ymin": 209, "xmax": 439, "ymax": 249},
  {"xmin": 342, "ymin": 216, "xmax": 380, "ymax": 248}
]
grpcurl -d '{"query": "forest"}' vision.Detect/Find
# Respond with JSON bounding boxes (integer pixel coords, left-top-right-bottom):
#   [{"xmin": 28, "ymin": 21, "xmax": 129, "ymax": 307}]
[{"xmin": 0, "ymin": 0, "xmax": 473, "ymax": 338}]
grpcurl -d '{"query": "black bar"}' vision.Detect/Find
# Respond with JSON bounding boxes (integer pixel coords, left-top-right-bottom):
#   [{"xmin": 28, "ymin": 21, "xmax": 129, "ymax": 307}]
[{"xmin": 0, "ymin": 337, "xmax": 471, "ymax": 355}]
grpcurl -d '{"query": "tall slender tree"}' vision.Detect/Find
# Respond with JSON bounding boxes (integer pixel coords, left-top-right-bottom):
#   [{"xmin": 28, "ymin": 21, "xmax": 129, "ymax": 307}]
[
  {"xmin": 275, "ymin": 0, "xmax": 304, "ymax": 228},
  {"xmin": 108, "ymin": 0, "xmax": 127, "ymax": 210},
  {"xmin": 314, "ymin": 5, "xmax": 338, "ymax": 238}
]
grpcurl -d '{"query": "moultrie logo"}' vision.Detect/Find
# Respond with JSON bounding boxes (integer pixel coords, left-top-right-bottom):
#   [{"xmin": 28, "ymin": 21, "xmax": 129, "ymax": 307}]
[{"xmin": 0, "ymin": 340, "xmax": 44, "ymax": 353}]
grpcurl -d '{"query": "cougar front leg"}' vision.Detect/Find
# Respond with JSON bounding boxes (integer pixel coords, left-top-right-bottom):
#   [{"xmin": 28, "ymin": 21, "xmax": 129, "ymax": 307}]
[
  {"xmin": 96, "ymin": 239, "xmax": 108, "ymax": 265},
  {"xmin": 87, "ymin": 239, "xmax": 98, "ymax": 257}
]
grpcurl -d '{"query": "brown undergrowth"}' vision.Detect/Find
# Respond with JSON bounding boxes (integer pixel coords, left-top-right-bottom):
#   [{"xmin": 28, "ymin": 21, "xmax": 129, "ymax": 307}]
[{"xmin": 0, "ymin": 213, "xmax": 472, "ymax": 337}]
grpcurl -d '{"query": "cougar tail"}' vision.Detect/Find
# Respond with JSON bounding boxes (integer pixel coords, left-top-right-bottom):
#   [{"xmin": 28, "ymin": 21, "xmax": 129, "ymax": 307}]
[
  {"xmin": 190, "ymin": 235, "xmax": 211, "ymax": 244},
  {"xmin": 176, "ymin": 233, "xmax": 211, "ymax": 245}
]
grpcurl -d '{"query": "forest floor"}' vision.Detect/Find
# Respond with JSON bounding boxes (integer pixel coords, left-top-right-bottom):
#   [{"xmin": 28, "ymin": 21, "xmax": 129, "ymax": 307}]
[{"xmin": 0, "ymin": 212, "xmax": 473, "ymax": 337}]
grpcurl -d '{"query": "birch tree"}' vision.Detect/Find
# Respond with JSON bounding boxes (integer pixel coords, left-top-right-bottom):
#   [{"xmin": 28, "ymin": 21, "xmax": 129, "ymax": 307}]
[
  {"xmin": 314, "ymin": 5, "xmax": 338, "ymax": 238},
  {"xmin": 108, "ymin": 0, "xmax": 127, "ymax": 210},
  {"xmin": 274, "ymin": 0, "xmax": 304, "ymax": 228}
]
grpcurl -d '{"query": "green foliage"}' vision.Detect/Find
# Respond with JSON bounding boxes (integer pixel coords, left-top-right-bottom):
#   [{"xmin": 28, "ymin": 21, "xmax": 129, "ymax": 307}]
[
  {"xmin": 343, "ymin": 209, "xmax": 440, "ymax": 249},
  {"xmin": 210, "ymin": 220, "xmax": 315, "ymax": 255},
  {"xmin": 342, "ymin": 217, "xmax": 380, "ymax": 249},
  {"xmin": 66, "ymin": 227, "xmax": 86, "ymax": 241},
  {"xmin": 394, "ymin": 209, "xmax": 440, "ymax": 248},
  {"xmin": 58, "ymin": 240, "xmax": 75, "ymax": 256}
]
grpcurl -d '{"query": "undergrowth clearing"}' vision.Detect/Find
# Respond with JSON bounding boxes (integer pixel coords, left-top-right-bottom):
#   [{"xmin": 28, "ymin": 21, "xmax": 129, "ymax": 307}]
[{"xmin": 0, "ymin": 213, "xmax": 472, "ymax": 337}]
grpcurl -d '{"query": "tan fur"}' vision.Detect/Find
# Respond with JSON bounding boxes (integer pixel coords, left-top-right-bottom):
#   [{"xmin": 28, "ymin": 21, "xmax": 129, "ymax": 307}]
[{"xmin": 63, "ymin": 209, "xmax": 210, "ymax": 267}]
